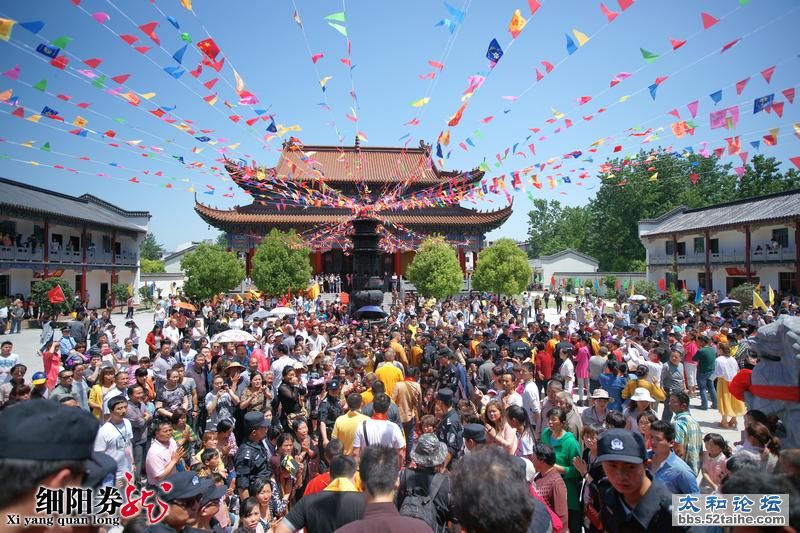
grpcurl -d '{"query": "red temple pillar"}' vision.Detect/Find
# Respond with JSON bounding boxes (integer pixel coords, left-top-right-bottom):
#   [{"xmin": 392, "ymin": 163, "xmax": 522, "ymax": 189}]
[
  {"xmin": 744, "ymin": 224, "xmax": 752, "ymax": 283},
  {"xmin": 81, "ymin": 224, "xmax": 87, "ymax": 302},
  {"xmin": 315, "ymin": 251, "xmax": 324, "ymax": 274},
  {"xmin": 393, "ymin": 251, "xmax": 402, "ymax": 276},
  {"xmin": 458, "ymin": 247, "xmax": 466, "ymax": 274},
  {"xmin": 246, "ymin": 248, "xmax": 254, "ymax": 277}
]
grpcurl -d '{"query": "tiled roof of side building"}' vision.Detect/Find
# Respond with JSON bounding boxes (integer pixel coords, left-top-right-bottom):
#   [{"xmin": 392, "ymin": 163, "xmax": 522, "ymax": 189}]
[
  {"xmin": 0, "ymin": 177, "xmax": 150, "ymax": 233},
  {"xmin": 639, "ymin": 188, "xmax": 800, "ymax": 237}
]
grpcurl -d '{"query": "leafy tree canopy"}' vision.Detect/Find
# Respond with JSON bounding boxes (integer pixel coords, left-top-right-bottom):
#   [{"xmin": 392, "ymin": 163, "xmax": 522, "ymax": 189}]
[
  {"xmin": 112, "ymin": 283, "xmax": 131, "ymax": 305},
  {"xmin": 140, "ymin": 233, "xmax": 165, "ymax": 261},
  {"xmin": 728, "ymin": 282, "xmax": 757, "ymax": 308},
  {"xmin": 181, "ymin": 243, "xmax": 244, "ymax": 301},
  {"xmin": 472, "ymin": 238, "xmax": 531, "ymax": 296},
  {"xmin": 140, "ymin": 258, "xmax": 166, "ymax": 273},
  {"xmin": 31, "ymin": 277, "xmax": 74, "ymax": 317},
  {"xmin": 406, "ymin": 237, "xmax": 463, "ymax": 299},
  {"xmin": 527, "ymin": 153, "xmax": 800, "ymax": 271},
  {"xmin": 251, "ymin": 229, "xmax": 312, "ymax": 296}
]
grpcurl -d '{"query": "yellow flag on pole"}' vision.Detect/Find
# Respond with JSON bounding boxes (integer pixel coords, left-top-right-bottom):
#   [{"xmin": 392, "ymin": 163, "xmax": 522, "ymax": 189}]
[
  {"xmin": 768, "ymin": 285, "xmax": 775, "ymax": 306},
  {"xmin": 753, "ymin": 290, "xmax": 768, "ymax": 311}
]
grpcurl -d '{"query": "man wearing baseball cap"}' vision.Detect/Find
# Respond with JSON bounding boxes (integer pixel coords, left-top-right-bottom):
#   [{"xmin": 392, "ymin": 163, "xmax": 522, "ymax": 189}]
[
  {"xmin": 234, "ymin": 411, "xmax": 271, "ymax": 499},
  {"xmin": 0, "ymin": 401, "xmax": 116, "ymax": 529},
  {"xmin": 595, "ymin": 429, "xmax": 684, "ymax": 532},
  {"xmin": 434, "ymin": 388, "xmax": 463, "ymax": 469},
  {"xmin": 145, "ymin": 471, "xmax": 209, "ymax": 533}
]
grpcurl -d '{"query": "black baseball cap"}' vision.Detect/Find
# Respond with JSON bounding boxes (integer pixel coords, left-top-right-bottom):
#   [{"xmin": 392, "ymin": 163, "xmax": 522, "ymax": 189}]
[
  {"xmin": 159, "ymin": 471, "xmax": 208, "ymax": 502},
  {"xmin": 199, "ymin": 480, "xmax": 227, "ymax": 507},
  {"xmin": 463, "ymin": 423, "xmax": 486, "ymax": 443},
  {"xmin": 596, "ymin": 429, "xmax": 647, "ymax": 464},
  {"xmin": 244, "ymin": 411, "xmax": 269, "ymax": 432}
]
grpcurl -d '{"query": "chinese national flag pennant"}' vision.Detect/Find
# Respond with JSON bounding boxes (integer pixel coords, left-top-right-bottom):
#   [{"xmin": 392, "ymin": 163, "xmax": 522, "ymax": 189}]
[{"xmin": 47, "ymin": 284, "xmax": 66, "ymax": 304}]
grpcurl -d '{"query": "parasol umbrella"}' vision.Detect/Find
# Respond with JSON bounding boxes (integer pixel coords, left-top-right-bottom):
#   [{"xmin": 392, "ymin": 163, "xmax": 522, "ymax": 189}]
[
  {"xmin": 352, "ymin": 305, "xmax": 388, "ymax": 320},
  {"xmin": 211, "ymin": 329, "xmax": 256, "ymax": 343},
  {"xmin": 248, "ymin": 308, "xmax": 270, "ymax": 320},
  {"xmin": 718, "ymin": 298, "xmax": 741, "ymax": 306},
  {"xmin": 175, "ymin": 301, "xmax": 196, "ymax": 312},
  {"xmin": 629, "ymin": 294, "xmax": 647, "ymax": 302},
  {"xmin": 268, "ymin": 306, "xmax": 296, "ymax": 318}
]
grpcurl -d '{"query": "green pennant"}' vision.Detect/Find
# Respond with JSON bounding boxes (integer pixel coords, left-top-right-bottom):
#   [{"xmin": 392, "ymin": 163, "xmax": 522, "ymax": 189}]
[
  {"xmin": 180, "ymin": 32, "xmax": 192, "ymax": 43},
  {"xmin": 325, "ymin": 12, "xmax": 346, "ymax": 22},
  {"xmin": 92, "ymin": 74, "xmax": 106, "ymax": 88},
  {"xmin": 51, "ymin": 36, "xmax": 72, "ymax": 49},
  {"xmin": 327, "ymin": 22, "xmax": 347, "ymax": 37},
  {"xmin": 113, "ymin": 117, "xmax": 126, "ymax": 124},
  {"xmin": 41, "ymin": 141, "xmax": 51, "ymax": 152},
  {"xmin": 33, "ymin": 79, "xmax": 47, "ymax": 91},
  {"xmin": 640, "ymin": 48, "xmax": 659, "ymax": 63},
  {"xmin": 474, "ymin": 129, "xmax": 483, "ymax": 139}
]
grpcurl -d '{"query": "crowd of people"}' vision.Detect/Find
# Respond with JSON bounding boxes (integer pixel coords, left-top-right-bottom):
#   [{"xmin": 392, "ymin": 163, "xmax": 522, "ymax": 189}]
[{"xmin": 0, "ymin": 287, "xmax": 799, "ymax": 533}]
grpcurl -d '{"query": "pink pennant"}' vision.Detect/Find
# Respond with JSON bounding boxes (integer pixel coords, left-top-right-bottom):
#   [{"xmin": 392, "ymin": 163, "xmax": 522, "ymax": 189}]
[
  {"xmin": 583, "ymin": 115, "xmax": 593, "ymax": 121},
  {"xmin": 790, "ymin": 157, "xmax": 800, "ymax": 170},
  {"xmin": 736, "ymin": 78, "xmax": 749, "ymax": 95},
  {"xmin": 405, "ymin": 118, "xmax": 420, "ymax": 126},
  {"xmin": 83, "ymin": 58, "xmax": 102, "ymax": 68},
  {"xmin": 600, "ymin": 3, "xmax": 619, "ymax": 22},
  {"xmin": 190, "ymin": 64, "xmax": 203, "ymax": 78},
  {"xmin": 668, "ymin": 108, "xmax": 680, "ymax": 119},
  {"xmin": 610, "ymin": 77, "xmax": 620, "ymax": 87},
  {"xmin": 92, "ymin": 12, "xmax": 110, "ymax": 24},
  {"xmin": 670, "ymin": 38, "xmax": 686, "ymax": 50},
  {"xmin": 782, "ymin": 87, "xmax": 795, "ymax": 104},
  {"xmin": 761, "ymin": 65, "xmax": 776, "ymax": 84},
  {"xmin": 418, "ymin": 72, "xmax": 435, "ymax": 80},
  {"xmin": 535, "ymin": 68, "xmax": 544, "ymax": 81},
  {"xmin": 701, "ymin": 12, "xmax": 719, "ymax": 30},
  {"xmin": 735, "ymin": 167, "xmax": 745, "ymax": 177},
  {"xmin": 311, "ymin": 53, "xmax": 324, "ymax": 64},
  {"xmin": 577, "ymin": 96, "xmax": 592, "ymax": 105},
  {"xmin": 139, "ymin": 22, "xmax": 160, "ymax": 45},
  {"xmin": 340, "ymin": 58, "xmax": 352, "ymax": 67},
  {"xmin": 134, "ymin": 46, "xmax": 151, "ymax": 54},
  {"xmin": 654, "ymin": 75, "xmax": 668, "ymax": 85},
  {"xmin": 565, "ymin": 119, "xmax": 573, "ymax": 128},
  {"xmin": 542, "ymin": 61, "xmax": 554, "ymax": 73},
  {"xmin": 129, "ymin": 177, "xmax": 140, "ymax": 183},
  {"xmin": 428, "ymin": 60, "xmax": 444, "ymax": 70},
  {"xmin": 772, "ymin": 101, "xmax": 784, "ymax": 118},
  {"xmin": 204, "ymin": 77, "xmax": 218, "ymax": 89},
  {"xmin": 120, "ymin": 34, "xmax": 138, "ymax": 45},
  {"xmin": 3, "ymin": 65, "xmax": 20, "ymax": 81},
  {"xmin": 77, "ymin": 102, "xmax": 90, "ymax": 109},
  {"xmin": 720, "ymin": 38, "xmax": 740, "ymax": 53},
  {"xmin": 687, "ymin": 100, "xmax": 699, "ymax": 118},
  {"xmin": 528, "ymin": 0, "xmax": 541, "ymax": 15},
  {"xmin": 618, "ymin": 0, "xmax": 633, "ymax": 10},
  {"xmin": 739, "ymin": 152, "xmax": 748, "ymax": 165}
]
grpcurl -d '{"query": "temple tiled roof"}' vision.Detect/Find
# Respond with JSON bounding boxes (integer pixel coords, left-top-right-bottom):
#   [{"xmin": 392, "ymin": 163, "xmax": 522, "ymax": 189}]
[
  {"xmin": 639, "ymin": 189, "xmax": 800, "ymax": 237},
  {"xmin": 194, "ymin": 201, "xmax": 512, "ymax": 230},
  {"xmin": 225, "ymin": 143, "xmax": 482, "ymax": 186}
]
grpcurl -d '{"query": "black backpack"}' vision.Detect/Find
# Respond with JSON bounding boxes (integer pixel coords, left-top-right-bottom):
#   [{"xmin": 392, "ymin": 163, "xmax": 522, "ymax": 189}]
[{"xmin": 399, "ymin": 471, "xmax": 446, "ymax": 531}]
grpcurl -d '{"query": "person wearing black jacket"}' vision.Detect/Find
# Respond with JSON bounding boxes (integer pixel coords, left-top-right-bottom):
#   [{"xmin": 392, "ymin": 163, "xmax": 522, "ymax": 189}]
[
  {"xmin": 397, "ymin": 434, "xmax": 453, "ymax": 531},
  {"xmin": 277, "ymin": 366, "xmax": 307, "ymax": 430}
]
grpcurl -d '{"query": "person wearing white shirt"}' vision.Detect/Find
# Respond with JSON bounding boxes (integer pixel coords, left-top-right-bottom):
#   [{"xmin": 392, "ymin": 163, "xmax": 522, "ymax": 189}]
[
  {"xmin": 497, "ymin": 370, "xmax": 523, "ymax": 409},
  {"xmin": 520, "ymin": 362, "xmax": 541, "ymax": 426},
  {"xmin": 153, "ymin": 306, "xmax": 167, "ymax": 328},
  {"xmin": 94, "ymin": 395, "xmax": 134, "ymax": 488},
  {"xmin": 352, "ymin": 393, "xmax": 405, "ymax": 462},
  {"xmin": 228, "ymin": 313, "xmax": 243, "ymax": 330},
  {"xmin": 176, "ymin": 337, "xmax": 197, "ymax": 366},
  {"xmin": 163, "ymin": 319, "xmax": 180, "ymax": 346}
]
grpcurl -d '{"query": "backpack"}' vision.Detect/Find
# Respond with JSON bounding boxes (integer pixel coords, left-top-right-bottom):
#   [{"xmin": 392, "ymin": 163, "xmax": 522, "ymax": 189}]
[{"xmin": 399, "ymin": 471, "xmax": 446, "ymax": 531}]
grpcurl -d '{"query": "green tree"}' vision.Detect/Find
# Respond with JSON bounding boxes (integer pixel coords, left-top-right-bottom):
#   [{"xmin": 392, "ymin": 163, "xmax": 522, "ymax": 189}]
[
  {"xmin": 406, "ymin": 237, "xmax": 463, "ymax": 299},
  {"xmin": 140, "ymin": 233, "xmax": 165, "ymax": 260},
  {"xmin": 472, "ymin": 238, "xmax": 531, "ymax": 296},
  {"xmin": 140, "ymin": 258, "xmax": 166, "ymax": 273},
  {"xmin": 112, "ymin": 283, "xmax": 131, "ymax": 310},
  {"xmin": 138, "ymin": 285, "xmax": 153, "ymax": 305},
  {"xmin": 604, "ymin": 275, "xmax": 617, "ymax": 292},
  {"xmin": 31, "ymin": 277, "xmax": 74, "ymax": 317},
  {"xmin": 527, "ymin": 199, "xmax": 591, "ymax": 258},
  {"xmin": 216, "ymin": 233, "xmax": 228, "ymax": 248},
  {"xmin": 565, "ymin": 278, "xmax": 575, "ymax": 292},
  {"xmin": 669, "ymin": 284, "xmax": 688, "ymax": 313},
  {"xmin": 181, "ymin": 243, "xmax": 244, "ymax": 301},
  {"xmin": 251, "ymin": 229, "xmax": 312, "ymax": 296},
  {"xmin": 728, "ymin": 282, "xmax": 756, "ymax": 308},
  {"xmin": 632, "ymin": 280, "xmax": 659, "ymax": 301}
]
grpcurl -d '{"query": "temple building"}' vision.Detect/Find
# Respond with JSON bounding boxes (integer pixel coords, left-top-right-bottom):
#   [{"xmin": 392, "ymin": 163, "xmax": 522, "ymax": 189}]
[{"xmin": 195, "ymin": 140, "xmax": 512, "ymax": 277}]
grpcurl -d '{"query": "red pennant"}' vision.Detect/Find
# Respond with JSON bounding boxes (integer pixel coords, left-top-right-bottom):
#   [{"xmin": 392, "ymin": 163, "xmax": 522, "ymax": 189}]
[
  {"xmin": 782, "ymin": 88, "xmax": 795, "ymax": 104},
  {"xmin": 761, "ymin": 65, "xmax": 776, "ymax": 84},
  {"xmin": 670, "ymin": 38, "xmax": 686, "ymax": 50},
  {"xmin": 197, "ymin": 38, "xmax": 220, "ymax": 60},
  {"xmin": 541, "ymin": 60, "xmax": 554, "ymax": 73},
  {"xmin": 134, "ymin": 46, "xmax": 151, "ymax": 54},
  {"xmin": 720, "ymin": 38, "xmax": 740, "ymax": 53},
  {"xmin": 618, "ymin": 0, "xmax": 633, "ymax": 11},
  {"xmin": 735, "ymin": 78, "xmax": 749, "ymax": 95},
  {"xmin": 713, "ymin": 147, "xmax": 725, "ymax": 158},
  {"xmin": 111, "ymin": 74, "xmax": 130, "ymax": 84},
  {"xmin": 50, "ymin": 56, "xmax": 68, "ymax": 69},
  {"xmin": 772, "ymin": 101, "xmax": 784, "ymax": 118},
  {"xmin": 763, "ymin": 133, "xmax": 778, "ymax": 146},
  {"xmin": 228, "ymin": 115, "xmax": 241, "ymax": 123},
  {"xmin": 138, "ymin": 22, "xmax": 160, "ymax": 45},
  {"xmin": 47, "ymin": 285, "xmax": 66, "ymax": 304},
  {"xmin": 690, "ymin": 173, "xmax": 699, "ymax": 185},
  {"xmin": 57, "ymin": 94, "xmax": 71, "ymax": 101},
  {"xmin": 12, "ymin": 107, "xmax": 24, "ymax": 118},
  {"xmin": 668, "ymin": 108, "xmax": 680, "ymax": 119},
  {"xmin": 150, "ymin": 108, "xmax": 165, "ymax": 118},
  {"xmin": 203, "ymin": 77, "xmax": 219, "ymax": 90},
  {"xmin": 535, "ymin": 68, "xmax": 543, "ymax": 81},
  {"xmin": 311, "ymin": 53, "xmax": 324, "ymax": 64},
  {"xmin": 129, "ymin": 177, "xmax": 140, "ymax": 183},
  {"xmin": 613, "ymin": 145, "xmax": 622, "ymax": 152},
  {"xmin": 657, "ymin": 279, "xmax": 666, "ymax": 291},
  {"xmin": 104, "ymin": 130, "xmax": 116, "ymax": 137},
  {"xmin": 120, "ymin": 34, "xmax": 138, "ymax": 45},
  {"xmin": 610, "ymin": 78, "xmax": 620, "ymax": 87},
  {"xmin": 83, "ymin": 58, "xmax": 103, "ymax": 68},
  {"xmin": 790, "ymin": 157, "xmax": 800, "ymax": 170},
  {"xmin": 600, "ymin": 3, "xmax": 619, "ymax": 22},
  {"xmin": 190, "ymin": 64, "xmax": 203, "ymax": 78},
  {"xmin": 203, "ymin": 94, "xmax": 217, "ymax": 104},
  {"xmin": 528, "ymin": 0, "xmax": 541, "ymax": 15},
  {"xmin": 202, "ymin": 57, "xmax": 225, "ymax": 72},
  {"xmin": 577, "ymin": 96, "xmax": 592, "ymax": 105},
  {"xmin": 654, "ymin": 75, "xmax": 668, "ymax": 85},
  {"xmin": 701, "ymin": 12, "xmax": 719, "ymax": 30}
]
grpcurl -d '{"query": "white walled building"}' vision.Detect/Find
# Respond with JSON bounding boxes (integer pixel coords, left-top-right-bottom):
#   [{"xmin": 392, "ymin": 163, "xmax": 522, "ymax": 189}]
[
  {"xmin": 140, "ymin": 241, "xmax": 210, "ymax": 298},
  {"xmin": 0, "ymin": 178, "xmax": 150, "ymax": 307},
  {"xmin": 530, "ymin": 249, "xmax": 599, "ymax": 286},
  {"xmin": 639, "ymin": 189, "xmax": 800, "ymax": 297}
]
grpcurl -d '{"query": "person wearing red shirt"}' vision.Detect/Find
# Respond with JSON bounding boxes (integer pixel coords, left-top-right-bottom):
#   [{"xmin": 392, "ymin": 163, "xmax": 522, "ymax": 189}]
[
  {"xmin": 303, "ymin": 439, "xmax": 345, "ymax": 496},
  {"xmin": 536, "ymin": 345, "xmax": 554, "ymax": 396}
]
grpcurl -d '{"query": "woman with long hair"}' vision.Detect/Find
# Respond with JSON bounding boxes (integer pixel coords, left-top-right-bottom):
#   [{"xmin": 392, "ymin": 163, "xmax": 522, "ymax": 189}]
[
  {"xmin": 713, "ymin": 342, "xmax": 746, "ymax": 428},
  {"xmin": 573, "ymin": 423, "xmax": 606, "ymax": 533},
  {"xmin": 637, "ymin": 410, "xmax": 659, "ymax": 453},
  {"xmin": 88, "ymin": 367, "xmax": 115, "ymax": 419},
  {"xmin": 482, "ymin": 399, "xmax": 517, "ymax": 455},
  {"xmin": 506, "ymin": 404, "xmax": 535, "ymax": 460},
  {"xmin": 250, "ymin": 477, "xmax": 286, "ymax": 531},
  {"xmin": 145, "ymin": 324, "xmax": 163, "ymax": 357},
  {"xmin": 235, "ymin": 497, "xmax": 265, "ymax": 533},
  {"xmin": 541, "ymin": 407, "xmax": 582, "ymax": 533},
  {"xmin": 734, "ymin": 421, "xmax": 781, "ymax": 472},
  {"xmin": 239, "ymin": 372, "xmax": 271, "ymax": 414}
]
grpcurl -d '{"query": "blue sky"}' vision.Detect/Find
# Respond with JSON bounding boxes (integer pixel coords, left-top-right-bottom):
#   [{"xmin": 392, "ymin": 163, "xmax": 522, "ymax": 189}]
[{"xmin": 1, "ymin": 0, "xmax": 798, "ymax": 251}]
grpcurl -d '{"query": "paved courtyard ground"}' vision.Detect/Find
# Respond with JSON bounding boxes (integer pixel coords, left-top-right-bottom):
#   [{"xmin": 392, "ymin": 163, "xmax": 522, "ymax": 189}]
[{"xmin": 0, "ymin": 304, "xmax": 743, "ymax": 445}]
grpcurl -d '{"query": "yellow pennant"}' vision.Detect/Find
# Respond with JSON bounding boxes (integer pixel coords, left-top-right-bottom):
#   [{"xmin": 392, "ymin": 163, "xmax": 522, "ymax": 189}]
[{"xmin": 572, "ymin": 28, "xmax": 590, "ymax": 46}]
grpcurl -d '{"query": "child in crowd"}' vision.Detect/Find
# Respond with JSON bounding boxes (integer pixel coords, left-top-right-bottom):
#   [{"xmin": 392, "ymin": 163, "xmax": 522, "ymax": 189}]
[
  {"xmin": 701, "ymin": 433, "xmax": 732, "ymax": 493},
  {"xmin": 420, "ymin": 414, "xmax": 437, "ymax": 435}
]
